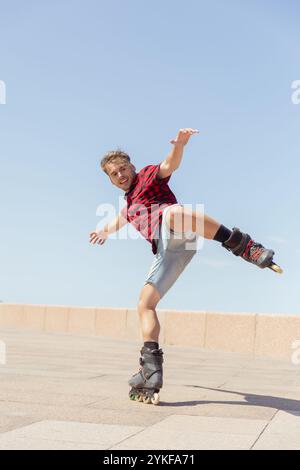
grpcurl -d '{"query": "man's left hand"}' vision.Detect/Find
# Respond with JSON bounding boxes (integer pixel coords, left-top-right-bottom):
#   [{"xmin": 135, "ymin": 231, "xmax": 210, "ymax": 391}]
[{"xmin": 170, "ymin": 128, "xmax": 199, "ymax": 146}]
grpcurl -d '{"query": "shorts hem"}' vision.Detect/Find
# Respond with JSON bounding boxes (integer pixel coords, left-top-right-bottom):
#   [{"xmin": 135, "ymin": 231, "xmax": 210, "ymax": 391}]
[{"xmin": 143, "ymin": 281, "xmax": 163, "ymax": 299}]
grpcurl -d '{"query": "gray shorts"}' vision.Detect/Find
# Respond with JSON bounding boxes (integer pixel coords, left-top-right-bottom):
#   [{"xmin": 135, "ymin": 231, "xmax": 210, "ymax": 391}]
[{"xmin": 144, "ymin": 203, "xmax": 199, "ymax": 299}]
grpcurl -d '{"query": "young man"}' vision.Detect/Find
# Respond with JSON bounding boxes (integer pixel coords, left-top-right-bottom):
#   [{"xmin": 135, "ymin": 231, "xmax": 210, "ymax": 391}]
[{"xmin": 90, "ymin": 128, "xmax": 281, "ymax": 405}]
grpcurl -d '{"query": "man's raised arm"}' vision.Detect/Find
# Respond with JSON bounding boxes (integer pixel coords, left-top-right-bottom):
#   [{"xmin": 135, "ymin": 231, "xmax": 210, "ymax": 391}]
[{"xmin": 157, "ymin": 128, "xmax": 199, "ymax": 179}]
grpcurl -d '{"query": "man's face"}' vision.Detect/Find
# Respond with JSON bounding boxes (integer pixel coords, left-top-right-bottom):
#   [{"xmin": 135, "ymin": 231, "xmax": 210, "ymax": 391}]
[{"xmin": 106, "ymin": 160, "xmax": 136, "ymax": 192}]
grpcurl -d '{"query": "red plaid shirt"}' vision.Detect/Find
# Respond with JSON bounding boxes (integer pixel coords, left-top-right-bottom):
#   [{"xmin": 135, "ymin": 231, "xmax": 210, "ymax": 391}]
[{"xmin": 121, "ymin": 164, "xmax": 177, "ymax": 254}]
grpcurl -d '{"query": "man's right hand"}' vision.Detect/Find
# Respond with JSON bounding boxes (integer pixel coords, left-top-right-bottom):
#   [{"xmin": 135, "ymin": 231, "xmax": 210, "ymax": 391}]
[{"xmin": 89, "ymin": 230, "xmax": 108, "ymax": 245}]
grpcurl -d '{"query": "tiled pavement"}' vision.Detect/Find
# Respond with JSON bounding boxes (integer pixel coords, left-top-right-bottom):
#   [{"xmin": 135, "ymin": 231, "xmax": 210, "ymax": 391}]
[{"xmin": 0, "ymin": 328, "xmax": 299, "ymax": 450}]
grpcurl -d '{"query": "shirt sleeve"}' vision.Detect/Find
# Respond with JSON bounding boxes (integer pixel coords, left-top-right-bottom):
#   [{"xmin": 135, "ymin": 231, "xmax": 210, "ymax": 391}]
[
  {"xmin": 140, "ymin": 164, "xmax": 171, "ymax": 185},
  {"xmin": 156, "ymin": 162, "xmax": 172, "ymax": 184}
]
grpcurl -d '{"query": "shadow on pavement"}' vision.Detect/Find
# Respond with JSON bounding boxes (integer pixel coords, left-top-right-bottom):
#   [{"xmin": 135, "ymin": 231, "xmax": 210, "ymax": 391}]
[{"xmin": 160, "ymin": 386, "xmax": 300, "ymax": 415}]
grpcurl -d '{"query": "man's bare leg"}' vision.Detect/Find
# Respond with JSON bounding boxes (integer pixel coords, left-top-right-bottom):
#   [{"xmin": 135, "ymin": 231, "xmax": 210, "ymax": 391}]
[
  {"xmin": 138, "ymin": 283, "xmax": 161, "ymax": 342},
  {"xmin": 165, "ymin": 205, "xmax": 279, "ymax": 271},
  {"xmin": 165, "ymin": 205, "xmax": 221, "ymax": 239},
  {"xmin": 128, "ymin": 283, "xmax": 163, "ymax": 404}
]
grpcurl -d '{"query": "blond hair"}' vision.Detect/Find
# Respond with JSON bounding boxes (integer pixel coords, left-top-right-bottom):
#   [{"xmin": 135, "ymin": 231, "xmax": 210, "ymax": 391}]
[{"xmin": 100, "ymin": 150, "xmax": 131, "ymax": 175}]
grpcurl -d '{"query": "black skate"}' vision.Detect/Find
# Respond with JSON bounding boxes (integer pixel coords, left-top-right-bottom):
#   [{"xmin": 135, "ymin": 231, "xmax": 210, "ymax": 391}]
[
  {"xmin": 128, "ymin": 347, "xmax": 163, "ymax": 405},
  {"xmin": 222, "ymin": 227, "xmax": 283, "ymax": 273}
]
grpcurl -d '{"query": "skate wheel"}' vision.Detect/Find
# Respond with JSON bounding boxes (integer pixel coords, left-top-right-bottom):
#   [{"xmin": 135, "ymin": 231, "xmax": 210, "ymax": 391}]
[
  {"xmin": 268, "ymin": 262, "xmax": 283, "ymax": 274},
  {"xmin": 137, "ymin": 395, "xmax": 143, "ymax": 402},
  {"xmin": 151, "ymin": 393, "xmax": 160, "ymax": 405},
  {"xmin": 143, "ymin": 396, "xmax": 151, "ymax": 404}
]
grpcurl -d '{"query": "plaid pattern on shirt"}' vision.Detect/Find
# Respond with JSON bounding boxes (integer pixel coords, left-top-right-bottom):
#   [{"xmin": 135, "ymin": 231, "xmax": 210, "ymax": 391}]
[{"xmin": 121, "ymin": 164, "xmax": 177, "ymax": 254}]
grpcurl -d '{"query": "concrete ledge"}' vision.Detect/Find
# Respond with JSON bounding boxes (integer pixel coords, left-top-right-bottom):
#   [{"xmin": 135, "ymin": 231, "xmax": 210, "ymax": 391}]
[
  {"xmin": 164, "ymin": 310, "xmax": 206, "ymax": 347},
  {"xmin": 23, "ymin": 304, "xmax": 46, "ymax": 331},
  {"xmin": 68, "ymin": 307, "xmax": 96, "ymax": 335},
  {"xmin": 0, "ymin": 303, "xmax": 299, "ymax": 360},
  {"xmin": 95, "ymin": 308, "xmax": 127, "ymax": 340},
  {"xmin": 205, "ymin": 311, "xmax": 256, "ymax": 354},
  {"xmin": 125, "ymin": 308, "xmax": 142, "ymax": 342},
  {"xmin": 0, "ymin": 303, "xmax": 25, "ymax": 328},
  {"xmin": 255, "ymin": 314, "xmax": 300, "ymax": 359},
  {"xmin": 45, "ymin": 306, "xmax": 69, "ymax": 333}
]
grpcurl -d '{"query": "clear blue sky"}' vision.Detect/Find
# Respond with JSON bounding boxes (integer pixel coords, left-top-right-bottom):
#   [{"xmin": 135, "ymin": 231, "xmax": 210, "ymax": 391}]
[{"xmin": 1, "ymin": 0, "xmax": 299, "ymax": 314}]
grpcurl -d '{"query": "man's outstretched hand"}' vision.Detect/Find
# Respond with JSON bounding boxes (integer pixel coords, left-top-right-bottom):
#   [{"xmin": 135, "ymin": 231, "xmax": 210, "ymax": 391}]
[
  {"xmin": 170, "ymin": 128, "xmax": 199, "ymax": 146},
  {"xmin": 89, "ymin": 230, "xmax": 108, "ymax": 245}
]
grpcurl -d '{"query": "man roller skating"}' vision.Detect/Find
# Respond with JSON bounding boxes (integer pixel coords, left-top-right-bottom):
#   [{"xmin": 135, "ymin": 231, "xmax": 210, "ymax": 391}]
[{"xmin": 89, "ymin": 128, "xmax": 282, "ymax": 406}]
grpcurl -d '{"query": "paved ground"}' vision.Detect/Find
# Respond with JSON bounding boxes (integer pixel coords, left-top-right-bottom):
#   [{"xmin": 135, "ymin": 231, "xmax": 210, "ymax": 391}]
[{"xmin": 0, "ymin": 327, "xmax": 300, "ymax": 450}]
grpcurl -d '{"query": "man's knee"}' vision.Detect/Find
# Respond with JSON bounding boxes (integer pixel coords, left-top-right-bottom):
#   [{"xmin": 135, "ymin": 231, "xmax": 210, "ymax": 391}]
[
  {"xmin": 138, "ymin": 283, "xmax": 160, "ymax": 311},
  {"xmin": 138, "ymin": 297, "xmax": 157, "ymax": 312}
]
